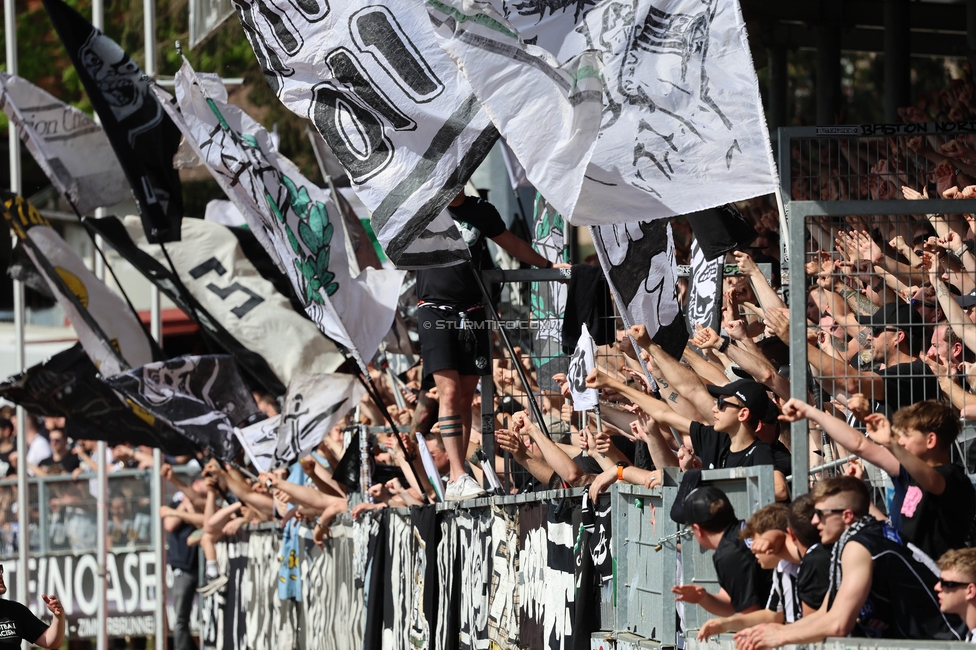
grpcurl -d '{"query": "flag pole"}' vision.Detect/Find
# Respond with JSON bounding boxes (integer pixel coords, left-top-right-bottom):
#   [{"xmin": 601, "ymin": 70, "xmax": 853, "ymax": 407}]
[{"xmin": 468, "ymin": 263, "xmax": 552, "ymax": 439}]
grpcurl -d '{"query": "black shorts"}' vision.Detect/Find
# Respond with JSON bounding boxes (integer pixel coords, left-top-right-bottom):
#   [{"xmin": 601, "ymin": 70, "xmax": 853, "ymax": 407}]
[{"xmin": 418, "ymin": 305, "xmax": 491, "ymax": 378}]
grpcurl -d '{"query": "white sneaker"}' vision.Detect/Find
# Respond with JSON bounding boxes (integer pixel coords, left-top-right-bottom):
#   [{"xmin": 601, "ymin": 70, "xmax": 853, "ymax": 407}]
[
  {"xmin": 445, "ymin": 474, "xmax": 487, "ymax": 501},
  {"xmin": 196, "ymin": 574, "xmax": 228, "ymax": 597}
]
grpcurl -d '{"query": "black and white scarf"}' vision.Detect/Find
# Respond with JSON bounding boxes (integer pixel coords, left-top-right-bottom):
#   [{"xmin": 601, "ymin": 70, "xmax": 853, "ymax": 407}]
[{"xmin": 827, "ymin": 515, "xmax": 876, "ymax": 599}]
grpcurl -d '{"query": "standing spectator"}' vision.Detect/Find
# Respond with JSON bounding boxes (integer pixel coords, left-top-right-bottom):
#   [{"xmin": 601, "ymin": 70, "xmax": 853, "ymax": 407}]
[
  {"xmin": 0, "ymin": 563, "xmax": 66, "ymax": 649},
  {"xmin": 160, "ymin": 470, "xmax": 205, "ymax": 650},
  {"xmin": 33, "ymin": 430, "xmax": 79, "ymax": 476},
  {"xmin": 22, "ymin": 414, "xmax": 51, "ymax": 469},
  {"xmin": 415, "ymin": 190, "xmax": 560, "ymax": 500},
  {"xmin": 0, "ymin": 419, "xmax": 14, "ymax": 478},
  {"xmin": 936, "ymin": 548, "xmax": 976, "ymax": 641}
]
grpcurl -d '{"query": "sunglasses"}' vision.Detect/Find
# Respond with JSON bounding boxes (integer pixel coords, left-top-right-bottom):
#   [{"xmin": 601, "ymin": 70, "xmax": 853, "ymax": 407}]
[
  {"xmin": 910, "ymin": 299, "xmax": 938, "ymax": 310},
  {"xmin": 871, "ymin": 326, "xmax": 901, "ymax": 337},
  {"xmin": 939, "ymin": 578, "xmax": 972, "ymax": 590},
  {"xmin": 716, "ymin": 396, "xmax": 743, "ymax": 411},
  {"xmin": 813, "ymin": 508, "xmax": 847, "ymax": 519}
]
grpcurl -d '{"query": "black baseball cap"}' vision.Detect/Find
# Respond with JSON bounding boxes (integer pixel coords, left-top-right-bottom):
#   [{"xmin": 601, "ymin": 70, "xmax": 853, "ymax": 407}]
[
  {"xmin": 706, "ymin": 379, "xmax": 771, "ymax": 421},
  {"xmin": 957, "ymin": 290, "xmax": 976, "ymax": 308},
  {"xmin": 856, "ymin": 301, "xmax": 925, "ymax": 355},
  {"xmin": 682, "ymin": 485, "xmax": 736, "ymax": 528}
]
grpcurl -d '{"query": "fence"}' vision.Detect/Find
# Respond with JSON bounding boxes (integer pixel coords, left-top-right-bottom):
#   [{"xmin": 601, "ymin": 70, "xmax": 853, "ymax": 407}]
[{"xmin": 779, "ymin": 122, "xmax": 976, "ymax": 492}]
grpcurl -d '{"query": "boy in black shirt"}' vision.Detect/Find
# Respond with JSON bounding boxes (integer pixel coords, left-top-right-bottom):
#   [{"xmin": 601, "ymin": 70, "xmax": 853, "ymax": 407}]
[
  {"xmin": 671, "ymin": 485, "xmax": 772, "ymax": 616},
  {"xmin": 0, "ymin": 563, "xmax": 65, "ymax": 649}
]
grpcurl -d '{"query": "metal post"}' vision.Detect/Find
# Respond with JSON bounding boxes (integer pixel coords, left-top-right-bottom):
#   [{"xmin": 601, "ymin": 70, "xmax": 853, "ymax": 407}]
[
  {"xmin": 788, "ymin": 207, "xmax": 810, "ymax": 496},
  {"xmin": 884, "ymin": 0, "xmax": 910, "ymax": 123},
  {"xmin": 95, "ymin": 440, "xmax": 108, "ymax": 650},
  {"xmin": 5, "ymin": 1, "xmax": 28, "ymax": 640}
]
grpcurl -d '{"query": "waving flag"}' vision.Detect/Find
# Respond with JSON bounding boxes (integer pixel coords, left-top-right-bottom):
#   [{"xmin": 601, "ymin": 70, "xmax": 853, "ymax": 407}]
[
  {"xmin": 107, "ymin": 355, "xmax": 258, "ymax": 462},
  {"xmin": 1, "ymin": 193, "xmax": 154, "ymax": 377},
  {"xmin": 89, "ymin": 215, "xmax": 345, "ymax": 394},
  {"xmin": 156, "ymin": 61, "xmax": 404, "ymax": 372},
  {"xmin": 43, "ymin": 0, "xmax": 183, "ymax": 241},
  {"xmin": 686, "ymin": 237, "xmax": 724, "ymax": 335},
  {"xmin": 0, "ymin": 73, "xmax": 130, "ymax": 214},
  {"xmin": 229, "ymin": 0, "xmax": 496, "ymax": 267},
  {"xmin": 235, "ymin": 415, "xmax": 281, "ymax": 474},
  {"xmin": 271, "ymin": 373, "xmax": 366, "ymax": 470},
  {"xmin": 429, "ymin": 0, "xmax": 777, "ymax": 224},
  {"xmin": 0, "ymin": 345, "xmax": 197, "ymax": 454},
  {"xmin": 567, "ymin": 324, "xmax": 599, "ymax": 411}
]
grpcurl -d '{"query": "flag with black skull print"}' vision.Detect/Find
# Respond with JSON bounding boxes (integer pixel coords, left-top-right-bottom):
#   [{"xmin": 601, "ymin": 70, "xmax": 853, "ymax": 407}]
[
  {"xmin": 106, "ymin": 355, "xmax": 258, "ymax": 462},
  {"xmin": 228, "ymin": 0, "xmax": 496, "ymax": 268},
  {"xmin": 158, "ymin": 61, "xmax": 404, "ymax": 373},
  {"xmin": 0, "ymin": 73, "xmax": 131, "ymax": 214},
  {"xmin": 567, "ymin": 324, "xmax": 598, "ymax": 411},
  {"xmin": 271, "ymin": 373, "xmax": 366, "ymax": 470},
  {"xmin": 685, "ymin": 237, "xmax": 724, "ymax": 335},
  {"xmin": 43, "ymin": 0, "xmax": 183, "ymax": 241}
]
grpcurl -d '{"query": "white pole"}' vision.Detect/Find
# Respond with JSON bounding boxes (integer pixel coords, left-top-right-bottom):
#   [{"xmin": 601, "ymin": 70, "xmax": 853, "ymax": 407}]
[
  {"xmin": 142, "ymin": 2, "xmax": 168, "ymax": 647},
  {"xmin": 4, "ymin": 5, "xmax": 28, "ymax": 648}
]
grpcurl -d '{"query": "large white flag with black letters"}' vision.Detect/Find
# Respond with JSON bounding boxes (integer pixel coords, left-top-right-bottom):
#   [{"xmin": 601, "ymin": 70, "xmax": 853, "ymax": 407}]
[
  {"xmin": 0, "ymin": 73, "xmax": 131, "ymax": 214},
  {"xmin": 157, "ymin": 62, "xmax": 405, "ymax": 372},
  {"xmin": 230, "ymin": 0, "xmax": 497, "ymax": 268}
]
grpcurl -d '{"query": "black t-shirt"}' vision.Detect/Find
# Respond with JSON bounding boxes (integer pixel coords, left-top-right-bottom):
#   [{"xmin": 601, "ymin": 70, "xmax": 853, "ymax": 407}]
[
  {"xmin": 0, "ymin": 599, "xmax": 48, "ymax": 649},
  {"xmin": 37, "ymin": 453, "xmax": 80, "ymax": 474},
  {"xmin": 415, "ymin": 197, "xmax": 506, "ymax": 307},
  {"xmin": 890, "ymin": 463, "xmax": 976, "ymax": 562},
  {"xmin": 712, "ymin": 521, "xmax": 773, "ymax": 612},
  {"xmin": 797, "ymin": 542, "xmax": 831, "ymax": 611},
  {"xmin": 689, "ymin": 422, "xmax": 776, "ymax": 471},
  {"xmin": 165, "ymin": 495, "xmax": 199, "ymax": 573},
  {"xmin": 770, "ymin": 440, "xmax": 791, "ymax": 477},
  {"xmin": 876, "ymin": 360, "xmax": 940, "ymax": 414}
]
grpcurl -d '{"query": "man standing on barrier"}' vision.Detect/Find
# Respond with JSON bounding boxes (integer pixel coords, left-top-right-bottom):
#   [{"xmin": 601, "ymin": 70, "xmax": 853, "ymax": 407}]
[
  {"xmin": 416, "ymin": 190, "xmax": 564, "ymax": 501},
  {"xmin": 0, "ymin": 564, "xmax": 66, "ymax": 649}
]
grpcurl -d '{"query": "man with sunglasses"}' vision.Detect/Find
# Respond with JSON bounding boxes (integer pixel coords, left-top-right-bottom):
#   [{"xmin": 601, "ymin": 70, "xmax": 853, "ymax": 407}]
[
  {"xmin": 735, "ymin": 477, "xmax": 961, "ymax": 649},
  {"xmin": 936, "ymin": 549, "xmax": 976, "ymax": 641},
  {"xmin": 0, "ymin": 564, "xmax": 66, "ymax": 649}
]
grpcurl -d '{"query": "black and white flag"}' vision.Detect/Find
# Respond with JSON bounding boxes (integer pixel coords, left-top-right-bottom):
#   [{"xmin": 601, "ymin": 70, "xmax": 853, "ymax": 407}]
[
  {"xmin": 271, "ymin": 373, "xmax": 366, "ymax": 470},
  {"xmin": 591, "ymin": 220, "xmax": 688, "ymax": 359},
  {"xmin": 1, "ymin": 193, "xmax": 154, "ymax": 377},
  {"xmin": 428, "ymin": 0, "xmax": 778, "ymax": 225},
  {"xmin": 43, "ymin": 0, "xmax": 183, "ymax": 241},
  {"xmin": 685, "ymin": 238, "xmax": 724, "ymax": 335},
  {"xmin": 567, "ymin": 324, "xmax": 598, "ymax": 411},
  {"xmin": 88, "ymin": 215, "xmax": 345, "ymax": 395},
  {"xmin": 106, "ymin": 355, "xmax": 258, "ymax": 462},
  {"xmin": 0, "ymin": 73, "xmax": 130, "ymax": 214},
  {"xmin": 229, "ymin": 0, "xmax": 496, "ymax": 268},
  {"xmin": 158, "ymin": 62, "xmax": 405, "ymax": 372},
  {"xmin": 0, "ymin": 344, "xmax": 196, "ymax": 455},
  {"xmin": 235, "ymin": 415, "xmax": 280, "ymax": 474}
]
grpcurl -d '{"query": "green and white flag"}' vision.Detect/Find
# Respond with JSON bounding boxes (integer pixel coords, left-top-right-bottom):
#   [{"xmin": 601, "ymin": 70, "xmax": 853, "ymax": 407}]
[{"xmin": 155, "ymin": 60, "xmax": 405, "ymax": 372}]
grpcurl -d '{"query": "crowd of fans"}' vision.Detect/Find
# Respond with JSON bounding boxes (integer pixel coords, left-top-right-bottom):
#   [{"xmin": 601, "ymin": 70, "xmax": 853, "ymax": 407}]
[{"xmin": 12, "ymin": 75, "xmax": 976, "ymax": 646}]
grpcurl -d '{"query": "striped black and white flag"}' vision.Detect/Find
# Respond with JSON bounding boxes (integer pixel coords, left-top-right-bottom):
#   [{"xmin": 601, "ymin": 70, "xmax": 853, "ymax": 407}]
[
  {"xmin": 0, "ymin": 73, "xmax": 130, "ymax": 214},
  {"xmin": 1, "ymin": 194, "xmax": 154, "ymax": 377},
  {"xmin": 229, "ymin": 0, "xmax": 495, "ymax": 268}
]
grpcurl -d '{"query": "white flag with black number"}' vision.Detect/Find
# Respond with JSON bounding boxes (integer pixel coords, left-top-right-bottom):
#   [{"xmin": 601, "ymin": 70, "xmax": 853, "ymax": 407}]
[
  {"xmin": 230, "ymin": 0, "xmax": 496, "ymax": 268},
  {"xmin": 0, "ymin": 73, "xmax": 131, "ymax": 214},
  {"xmin": 272, "ymin": 373, "xmax": 366, "ymax": 470},
  {"xmin": 567, "ymin": 324, "xmax": 599, "ymax": 411},
  {"xmin": 156, "ymin": 61, "xmax": 405, "ymax": 372},
  {"xmin": 235, "ymin": 415, "xmax": 281, "ymax": 474}
]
